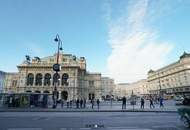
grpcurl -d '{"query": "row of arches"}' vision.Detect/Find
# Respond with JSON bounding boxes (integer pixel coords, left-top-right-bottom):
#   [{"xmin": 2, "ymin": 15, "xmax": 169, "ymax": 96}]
[
  {"xmin": 26, "ymin": 73, "xmax": 69, "ymax": 86},
  {"xmin": 25, "ymin": 90, "xmax": 68, "ymax": 100},
  {"xmin": 26, "ymin": 90, "xmax": 50, "ymax": 93},
  {"xmin": 26, "ymin": 90, "xmax": 95, "ymax": 101}
]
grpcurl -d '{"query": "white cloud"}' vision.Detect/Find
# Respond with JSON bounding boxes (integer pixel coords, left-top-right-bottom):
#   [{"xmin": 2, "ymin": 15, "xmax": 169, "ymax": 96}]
[{"xmin": 106, "ymin": 0, "xmax": 174, "ymax": 83}]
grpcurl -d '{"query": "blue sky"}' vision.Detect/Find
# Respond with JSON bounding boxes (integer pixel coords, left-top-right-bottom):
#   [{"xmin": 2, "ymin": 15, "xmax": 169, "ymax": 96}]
[{"xmin": 0, "ymin": 0, "xmax": 190, "ymax": 83}]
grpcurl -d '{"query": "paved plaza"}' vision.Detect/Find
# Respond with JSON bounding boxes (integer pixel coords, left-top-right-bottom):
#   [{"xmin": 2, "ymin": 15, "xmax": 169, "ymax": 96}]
[
  {"xmin": 0, "ymin": 111, "xmax": 187, "ymax": 130},
  {"xmin": 0, "ymin": 99, "xmax": 188, "ymax": 130}
]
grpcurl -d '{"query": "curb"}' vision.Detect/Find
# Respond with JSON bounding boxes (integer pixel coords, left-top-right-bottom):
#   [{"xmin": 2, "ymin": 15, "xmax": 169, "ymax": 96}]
[{"xmin": 0, "ymin": 109, "xmax": 177, "ymax": 113}]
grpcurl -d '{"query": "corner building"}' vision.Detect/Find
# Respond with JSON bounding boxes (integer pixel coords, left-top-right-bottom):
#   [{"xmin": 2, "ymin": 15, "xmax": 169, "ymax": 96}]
[
  {"xmin": 15, "ymin": 53, "xmax": 101, "ymax": 101},
  {"xmin": 148, "ymin": 52, "xmax": 190, "ymax": 96}
]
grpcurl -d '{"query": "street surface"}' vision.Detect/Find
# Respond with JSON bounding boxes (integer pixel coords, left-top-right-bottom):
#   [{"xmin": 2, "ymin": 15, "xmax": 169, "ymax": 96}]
[{"xmin": 0, "ymin": 112, "xmax": 187, "ymax": 130}]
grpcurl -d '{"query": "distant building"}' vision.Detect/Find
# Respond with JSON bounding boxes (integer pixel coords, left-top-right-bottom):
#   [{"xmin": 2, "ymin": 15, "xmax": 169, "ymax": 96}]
[
  {"xmin": 0, "ymin": 71, "xmax": 6, "ymax": 93},
  {"xmin": 124, "ymin": 79, "xmax": 148, "ymax": 97},
  {"xmin": 114, "ymin": 79, "xmax": 148, "ymax": 98},
  {"xmin": 114, "ymin": 83, "xmax": 129, "ymax": 98},
  {"xmin": 3, "ymin": 72, "xmax": 18, "ymax": 94},
  {"xmin": 101, "ymin": 77, "xmax": 115, "ymax": 99},
  {"xmin": 85, "ymin": 73, "xmax": 102, "ymax": 100},
  {"xmin": 147, "ymin": 52, "xmax": 190, "ymax": 96}
]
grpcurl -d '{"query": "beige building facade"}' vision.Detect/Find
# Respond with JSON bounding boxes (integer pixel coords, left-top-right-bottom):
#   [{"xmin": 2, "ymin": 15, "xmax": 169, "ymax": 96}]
[
  {"xmin": 3, "ymin": 72, "xmax": 18, "ymax": 94},
  {"xmin": 3, "ymin": 53, "xmax": 102, "ymax": 101},
  {"xmin": 101, "ymin": 77, "xmax": 115, "ymax": 99},
  {"xmin": 113, "ymin": 83, "xmax": 129, "ymax": 98},
  {"xmin": 114, "ymin": 79, "xmax": 148, "ymax": 98},
  {"xmin": 147, "ymin": 52, "xmax": 190, "ymax": 96},
  {"xmin": 124, "ymin": 79, "xmax": 148, "ymax": 97}
]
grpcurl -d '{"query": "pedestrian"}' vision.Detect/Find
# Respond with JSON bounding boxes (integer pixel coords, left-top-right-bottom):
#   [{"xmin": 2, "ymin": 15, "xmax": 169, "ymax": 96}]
[
  {"xmin": 67, "ymin": 99, "xmax": 69, "ymax": 108},
  {"xmin": 159, "ymin": 97, "xmax": 164, "ymax": 108},
  {"xmin": 70, "ymin": 100, "xmax": 73, "ymax": 108},
  {"xmin": 80, "ymin": 99, "xmax": 83, "ymax": 109},
  {"xmin": 9, "ymin": 96, "xmax": 13, "ymax": 107},
  {"xmin": 76, "ymin": 99, "xmax": 79, "ymax": 108},
  {"xmin": 61, "ymin": 99, "xmax": 64, "ymax": 108},
  {"xmin": 43, "ymin": 95, "xmax": 48, "ymax": 108},
  {"xmin": 140, "ymin": 97, "xmax": 145, "ymax": 109},
  {"xmin": 83, "ymin": 98, "xmax": 86, "ymax": 108},
  {"xmin": 91, "ymin": 99, "xmax": 94, "ymax": 109},
  {"xmin": 150, "ymin": 97, "xmax": 155, "ymax": 109},
  {"xmin": 122, "ymin": 96, "xmax": 126, "ymax": 109},
  {"xmin": 157, "ymin": 97, "xmax": 160, "ymax": 104},
  {"xmin": 97, "ymin": 99, "xmax": 100, "ymax": 110}
]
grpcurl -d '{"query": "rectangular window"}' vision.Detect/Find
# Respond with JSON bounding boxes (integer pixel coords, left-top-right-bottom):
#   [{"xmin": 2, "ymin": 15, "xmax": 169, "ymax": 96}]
[
  {"xmin": 89, "ymin": 81, "xmax": 94, "ymax": 87},
  {"xmin": 50, "ymin": 58, "xmax": 54, "ymax": 62}
]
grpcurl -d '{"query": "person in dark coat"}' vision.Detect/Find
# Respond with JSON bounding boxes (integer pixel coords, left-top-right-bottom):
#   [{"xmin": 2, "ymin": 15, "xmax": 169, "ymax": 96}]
[
  {"xmin": 76, "ymin": 99, "xmax": 79, "ymax": 109},
  {"xmin": 97, "ymin": 99, "xmax": 100, "ymax": 110},
  {"xmin": 67, "ymin": 100, "xmax": 69, "ymax": 108},
  {"xmin": 122, "ymin": 96, "xmax": 126, "ymax": 109},
  {"xmin": 159, "ymin": 97, "xmax": 164, "ymax": 108},
  {"xmin": 140, "ymin": 97, "xmax": 145, "ymax": 109},
  {"xmin": 91, "ymin": 99, "xmax": 94, "ymax": 109},
  {"xmin": 150, "ymin": 97, "xmax": 155, "ymax": 109},
  {"xmin": 42, "ymin": 95, "xmax": 48, "ymax": 108},
  {"xmin": 80, "ymin": 99, "xmax": 83, "ymax": 109},
  {"xmin": 83, "ymin": 98, "xmax": 86, "ymax": 108},
  {"xmin": 70, "ymin": 100, "xmax": 73, "ymax": 108}
]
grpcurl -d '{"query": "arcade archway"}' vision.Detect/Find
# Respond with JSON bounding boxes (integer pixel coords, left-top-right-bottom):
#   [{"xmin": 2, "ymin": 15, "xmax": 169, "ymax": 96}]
[{"xmin": 61, "ymin": 91, "xmax": 68, "ymax": 100}]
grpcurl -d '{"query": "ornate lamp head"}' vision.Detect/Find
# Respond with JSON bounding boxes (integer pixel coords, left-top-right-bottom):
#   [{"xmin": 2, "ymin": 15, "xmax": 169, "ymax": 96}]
[{"xmin": 54, "ymin": 34, "xmax": 59, "ymax": 42}]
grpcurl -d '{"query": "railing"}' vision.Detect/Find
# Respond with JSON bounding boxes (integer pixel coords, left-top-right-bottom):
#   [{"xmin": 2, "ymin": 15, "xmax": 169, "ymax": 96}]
[{"xmin": 0, "ymin": 93, "xmax": 52, "ymax": 108}]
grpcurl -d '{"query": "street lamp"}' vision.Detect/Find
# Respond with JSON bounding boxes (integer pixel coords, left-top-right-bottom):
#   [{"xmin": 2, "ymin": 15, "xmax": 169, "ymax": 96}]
[{"xmin": 52, "ymin": 34, "xmax": 63, "ymax": 108}]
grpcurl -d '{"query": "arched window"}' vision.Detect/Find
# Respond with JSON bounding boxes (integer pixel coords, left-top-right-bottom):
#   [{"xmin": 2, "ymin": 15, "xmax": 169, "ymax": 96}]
[
  {"xmin": 26, "ymin": 90, "xmax": 32, "ymax": 93},
  {"xmin": 27, "ymin": 73, "xmax": 34, "ymax": 86},
  {"xmin": 35, "ymin": 73, "xmax": 43, "ymax": 86},
  {"xmin": 44, "ymin": 73, "xmax": 51, "ymax": 86},
  {"xmin": 61, "ymin": 91, "xmax": 68, "ymax": 100},
  {"xmin": 62, "ymin": 73, "xmax": 69, "ymax": 86},
  {"xmin": 43, "ymin": 90, "xmax": 50, "ymax": 93},
  {"xmin": 53, "ymin": 73, "xmax": 60, "ymax": 86}
]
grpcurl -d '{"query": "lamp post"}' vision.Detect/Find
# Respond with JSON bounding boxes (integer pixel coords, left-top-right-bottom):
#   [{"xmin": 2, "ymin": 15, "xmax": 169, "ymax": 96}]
[{"xmin": 52, "ymin": 34, "xmax": 63, "ymax": 108}]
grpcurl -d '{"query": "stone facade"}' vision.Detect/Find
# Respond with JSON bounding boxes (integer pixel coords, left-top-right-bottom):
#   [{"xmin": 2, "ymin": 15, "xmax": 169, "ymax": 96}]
[
  {"xmin": 101, "ymin": 77, "xmax": 115, "ymax": 99},
  {"xmin": 113, "ymin": 83, "xmax": 129, "ymax": 98},
  {"xmin": 3, "ymin": 72, "xmax": 18, "ymax": 93},
  {"xmin": 3, "ymin": 53, "xmax": 102, "ymax": 101},
  {"xmin": 85, "ymin": 73, "xmax": 102, "ymax": 100},
  {"xmin": 0, "ymin": 71, "xmax": 6, "ymax": 93},
  {"xmin": 147, "ymin": 52, "xmax": 190, "ymax": 95},
  {"xmin": 124, "ymin": 79, "xmax": 148, "ymax": 97},
  {"xmin": 114, "ymin": 79, "xmax": 148, "ymax": 98}
]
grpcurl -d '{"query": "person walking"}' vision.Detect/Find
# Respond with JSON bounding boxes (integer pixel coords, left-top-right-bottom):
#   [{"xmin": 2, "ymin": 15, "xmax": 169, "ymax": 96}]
[
  {"xmin": 159, "ymin": 97, "xmax": 164, "ymax": 108},
  {"xmin": 150, "ymin": 97, "xmax": 155, "ymax": 109},
  {"xmin": 91, "ymin": 99, "xmax": 94, "ymax": 109},
  {"xmin": 80, "ymin": 99, "xmax": 83, "ymax": 109},
  {"xmin": 76, "ymin": 99, "xmax": 79, "ymax": 109},
  {"xmin": 83, "ymin": 98, "xmax": 86, "ymax": 108},
  {"xmin": 122, "ymin": 96, "xmax": 126, "ymax": 109},
  {"xmin": 97, "ymin": 99, "xmax": 100, "ymax": 110},
  {"xmin": 61, "ymin": 99, "xmax": 64, "ymax": 108},
  {"xmin": 140, "ymin": 97, "xmax": 145, "ymax": 109},
  {"xmin": 70, "ymin": 100, "xmax": 73, "ymax": 108},
  {"xmin": 9, "ymin": 96, "xmax": 13, "ymax": 107},
  {"xmin": 66, "ymin": 99, "xmax": 69, "ymax": 108}
]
